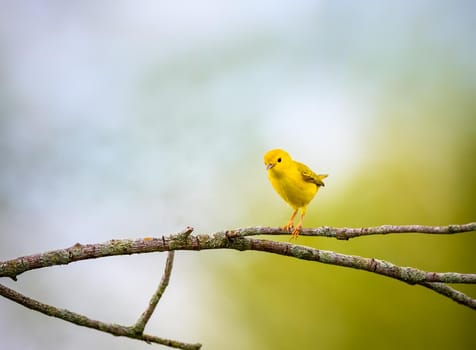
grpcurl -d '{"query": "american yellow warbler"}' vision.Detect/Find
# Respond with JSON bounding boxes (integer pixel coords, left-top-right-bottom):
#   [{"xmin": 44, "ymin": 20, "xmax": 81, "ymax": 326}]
[{"xmin": 264, "ymin": 149, "xmax": 328, "ymax": 239}]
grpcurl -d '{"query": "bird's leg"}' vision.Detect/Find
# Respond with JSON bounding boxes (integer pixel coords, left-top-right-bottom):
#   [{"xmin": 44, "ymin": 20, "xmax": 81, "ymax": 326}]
[
  {"xmin": 283, "ymin": 208, "xmax": 298, "ymax": 232},
  {"xmin": 291, "ymin": 207, "xmax": 306, "ymax": 239}
]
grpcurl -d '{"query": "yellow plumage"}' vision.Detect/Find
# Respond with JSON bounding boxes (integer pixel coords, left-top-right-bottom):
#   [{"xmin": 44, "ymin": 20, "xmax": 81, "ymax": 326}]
[{"xmin": 264, "ymin": 149, "xmax": 327, "ymax": 239}]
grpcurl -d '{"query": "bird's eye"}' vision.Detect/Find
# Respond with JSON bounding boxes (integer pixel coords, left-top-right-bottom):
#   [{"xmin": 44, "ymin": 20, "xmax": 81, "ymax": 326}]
[{"xmin": 277, "ymin": 157, "xmax": 282, "ymax": 163}]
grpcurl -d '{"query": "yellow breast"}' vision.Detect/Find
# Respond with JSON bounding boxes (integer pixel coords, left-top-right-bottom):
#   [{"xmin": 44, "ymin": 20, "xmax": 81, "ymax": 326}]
[{"xmin": 268, "ymin": 166, "xmax": 318, "ymax": 209}]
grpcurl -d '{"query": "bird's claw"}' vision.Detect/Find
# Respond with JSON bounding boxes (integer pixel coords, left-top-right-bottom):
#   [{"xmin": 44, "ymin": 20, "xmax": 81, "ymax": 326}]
[
  {"xmin": 283, "ymin": 222, "xmax": 294, "ymax": 233},
  {"xmin": 290, "ymin": 224, "xmax": 302, "ymax": 240}
]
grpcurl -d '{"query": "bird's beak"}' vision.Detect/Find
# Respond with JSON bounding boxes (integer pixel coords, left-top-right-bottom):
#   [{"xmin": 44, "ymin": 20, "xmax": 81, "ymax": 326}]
[{"xmin": 266, "ymin": 163, "xmax": 274, "ymax": 170}]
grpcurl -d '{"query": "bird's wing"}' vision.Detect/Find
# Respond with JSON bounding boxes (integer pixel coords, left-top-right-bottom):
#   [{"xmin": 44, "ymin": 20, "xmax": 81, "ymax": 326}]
[{"xmin": 297, "ymin": 162, "xmax": 327, "ymax": 187}]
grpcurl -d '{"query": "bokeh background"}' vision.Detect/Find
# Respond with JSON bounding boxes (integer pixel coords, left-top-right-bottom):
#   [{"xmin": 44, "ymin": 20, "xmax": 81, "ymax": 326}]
[{"xmin": 1, "ymin": 1, "xmax": 475, "ymax": 349}]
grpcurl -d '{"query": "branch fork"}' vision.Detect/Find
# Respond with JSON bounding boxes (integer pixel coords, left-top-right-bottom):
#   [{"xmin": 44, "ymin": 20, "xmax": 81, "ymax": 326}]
[
  {"xmin": 0, "ymin": 250, "xmax": 201, "ymax": 350},
  {"xmin": 1, "ymin": 222, "xmax": 475, "ymax": 348}
]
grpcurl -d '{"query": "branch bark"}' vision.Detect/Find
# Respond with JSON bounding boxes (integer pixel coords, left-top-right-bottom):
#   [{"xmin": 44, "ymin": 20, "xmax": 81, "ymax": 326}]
[
  {"xmin": 1, "ymin": 223, "xmax": 475, "ymax": 348},
  {"xmin": 231, "ymin": 222, "xmax": 476, "ymax": 239},
  {"xmin": 0, "ymin": 256, "xmax": 201, "ymax": 350}
]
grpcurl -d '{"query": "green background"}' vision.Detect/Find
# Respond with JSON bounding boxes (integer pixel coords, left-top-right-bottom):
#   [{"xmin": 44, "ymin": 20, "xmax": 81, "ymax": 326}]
[{"xmin": 1, "ymin": 1, "xmax": 475, "ymax": 349}]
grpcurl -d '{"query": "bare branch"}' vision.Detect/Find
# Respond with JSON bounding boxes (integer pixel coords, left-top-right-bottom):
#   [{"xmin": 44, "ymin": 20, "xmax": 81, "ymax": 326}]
[
  {"xmin": 133, "ymin": 251, "xmax": 175, "ymax": 334},
  {"xmin": 0, "ymin": 226, "xmax": 195, "ymax": 281},
  {"xmin": 420, "ymin": 282, "xmax": 476, "ymax": 309},
  {"xmin": 231, "ymin": 222, "xmax": 476, "ymax": 240},
  {"xmin": 0, "ymin": 282, "xmax": 201, "ymax": 350},
  {"xmin": 1, "ymin": 222, "xmax": 475, "ymax": 348},
  {"xmin": 1, "ymin": 225, "xmax": 475, "ymax": 284},
  {"xmin": 243, "ymin": 238, "xmax": 476, "ymax": 284}
]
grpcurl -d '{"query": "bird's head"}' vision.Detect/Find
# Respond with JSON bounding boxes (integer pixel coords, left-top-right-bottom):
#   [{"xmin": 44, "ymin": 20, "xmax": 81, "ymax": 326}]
[{"xmin": 264, "ymin": 149, "xmax": 292, "ymax": 172}]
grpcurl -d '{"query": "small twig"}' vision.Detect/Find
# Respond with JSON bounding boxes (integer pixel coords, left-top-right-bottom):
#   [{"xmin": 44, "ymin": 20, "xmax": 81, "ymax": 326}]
[
  {"xmin": 420, "ymin": 282, "xmax": 476, "ymax": 309},
  {"xmin": 0, "ymin": 282, "xmax": 201, "ymax": 350},
  {"xmin": 133, "ymin": 251, "xmax": 175, "ymax": 334}
]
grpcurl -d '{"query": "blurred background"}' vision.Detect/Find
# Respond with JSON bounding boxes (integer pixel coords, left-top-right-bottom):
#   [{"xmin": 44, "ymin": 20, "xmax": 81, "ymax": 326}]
[{"xmin": 1, "ymin": 1, "xmax": 475, "ymax": 349}]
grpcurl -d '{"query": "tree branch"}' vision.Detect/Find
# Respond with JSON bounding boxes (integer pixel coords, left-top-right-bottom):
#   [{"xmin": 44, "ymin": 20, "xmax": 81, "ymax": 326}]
[
  {"xmin": 420, "ymin": 282, "xmax": 476, "ymax": 309},
  {"xmin": 1, "ymin": 223, "xmax": 475, "ymax": 348},
  {"xmin": 1, "ymin": 224, "xmax": 474, "ymax": 284},
  {"xmin": 231, "ymin": 222, "xmax": 476, "ymax": 240},
  {"xmin": 133, "ymin": 251, "xmax": 175, "ymax": 334},
  {"xmin": 0, "ymin": 278, "xmax": 200, "ymax": 350}
]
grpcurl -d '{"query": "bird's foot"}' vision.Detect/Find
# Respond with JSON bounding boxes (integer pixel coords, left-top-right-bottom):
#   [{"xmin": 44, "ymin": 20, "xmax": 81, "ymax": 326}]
[
  {"xmin": 283, "ymin": 222, "xmax": 294, "ymax": 232},
  {"xmin": 290, "ymin": 224, "xmax": 302, "ymax": 240}
]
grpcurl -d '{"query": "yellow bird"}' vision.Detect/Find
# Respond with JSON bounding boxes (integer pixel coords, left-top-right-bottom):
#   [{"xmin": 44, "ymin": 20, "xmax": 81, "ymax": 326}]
[{"xmin": 264, "ymin": 149, "xmax": 328, "ymax": 239}]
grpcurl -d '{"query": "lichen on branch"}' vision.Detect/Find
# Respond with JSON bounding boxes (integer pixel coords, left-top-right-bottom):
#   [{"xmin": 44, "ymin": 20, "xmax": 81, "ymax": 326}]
[{"xmin": 0, "ymin": 223, "xmax": 475, "ymax": 348}]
